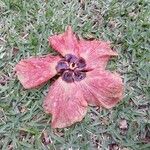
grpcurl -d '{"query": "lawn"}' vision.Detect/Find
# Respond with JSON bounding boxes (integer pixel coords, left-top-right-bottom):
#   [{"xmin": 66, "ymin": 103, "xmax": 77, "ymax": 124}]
[{"xmin": 0, "ymin": 0, "xmax": 150, "ymax": 149}]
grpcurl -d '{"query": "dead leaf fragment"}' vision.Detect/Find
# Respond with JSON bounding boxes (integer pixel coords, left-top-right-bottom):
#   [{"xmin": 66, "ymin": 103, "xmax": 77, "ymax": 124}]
[
  {"xmin": 0, "ymin": 74, "xmax": 10, "ymax": 85},
  {"xmin": 12, "ymin": 47, "xmax": 19, "ymax": 55},
  {"xmin": 109, "ymin": 143, "xmax": 120, "ymax": 150},
  {"xmin": 79, "ymin": 0, "xmax": 85, "ymax": 9},
  {"xmin": 41, "ymin": 131, "xmax": 52, "ymax": 145},
  {"xmin": 119, "ymin": 119, "xmax": 128, "ymax": 129}
]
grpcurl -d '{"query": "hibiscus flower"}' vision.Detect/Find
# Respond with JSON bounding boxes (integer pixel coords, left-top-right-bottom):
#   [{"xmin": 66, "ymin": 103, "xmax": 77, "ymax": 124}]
[{"xmin": 15, "ymin": 26, "xmax": 123, "ymax": 128}]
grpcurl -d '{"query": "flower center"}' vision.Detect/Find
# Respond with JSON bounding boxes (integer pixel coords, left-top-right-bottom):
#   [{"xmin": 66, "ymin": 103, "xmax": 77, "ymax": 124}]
[{"xmin": 55, "ymin": 54, "xmax": 86, "ymax": 83}]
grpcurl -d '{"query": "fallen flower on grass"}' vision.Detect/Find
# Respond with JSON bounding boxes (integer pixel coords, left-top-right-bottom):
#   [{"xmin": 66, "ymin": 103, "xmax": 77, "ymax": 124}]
[{"xmin": 15, "ymin": 26, "xmax": 123, "ymax": 128}]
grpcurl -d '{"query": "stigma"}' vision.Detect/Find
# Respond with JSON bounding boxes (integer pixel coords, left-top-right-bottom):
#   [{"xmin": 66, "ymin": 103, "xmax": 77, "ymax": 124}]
[{"xmin": 55, "ymin": 54, "xmax": 86, "ymax": 82}]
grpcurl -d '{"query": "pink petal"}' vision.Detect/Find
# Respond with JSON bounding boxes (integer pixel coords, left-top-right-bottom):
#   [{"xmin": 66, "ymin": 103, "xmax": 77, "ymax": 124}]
[
  {"xmin": 15, "ymin": 55, "xmax": 61, "ymax": 89},
  {"xmin": 79, "ymin": 69, "xmax": 123, "ymax": 109},
  {"xmin": 48, "ymin": 26, "xmax": 79, "ymax": 56},
  {"xmin": 43, "ymin": 78, "xmax": 87, "ymax": 128},
  {"xmin": 78, "ymin": 40, "xmax": 118, "ymax": 69}
]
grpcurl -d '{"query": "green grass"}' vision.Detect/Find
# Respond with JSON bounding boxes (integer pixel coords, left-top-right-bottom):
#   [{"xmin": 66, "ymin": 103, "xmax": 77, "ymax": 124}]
[{"xmin": 0, "ymin": 0, "xmax": 150, "ymax": 149}]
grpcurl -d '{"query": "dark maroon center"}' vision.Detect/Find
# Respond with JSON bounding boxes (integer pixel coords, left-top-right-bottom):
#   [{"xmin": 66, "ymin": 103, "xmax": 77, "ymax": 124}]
[{"xmin": 55, "ymin": 54, "xmax": 86, "ymax": 83}]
